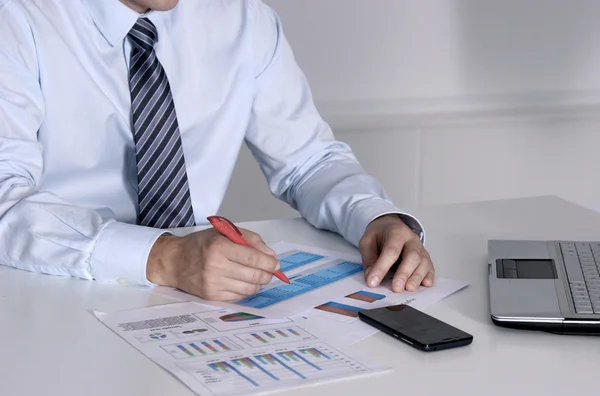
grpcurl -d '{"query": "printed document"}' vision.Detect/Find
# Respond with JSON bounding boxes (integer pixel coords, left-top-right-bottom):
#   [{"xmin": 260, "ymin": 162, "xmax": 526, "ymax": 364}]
[{"xmin": 95, "ymin": 302, "xmax": 388, "ymax": 396}]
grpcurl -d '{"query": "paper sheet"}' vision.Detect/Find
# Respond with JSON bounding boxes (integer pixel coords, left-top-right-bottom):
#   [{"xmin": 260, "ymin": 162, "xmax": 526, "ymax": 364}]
[
  {"xmin": 95, "ymin": 302, "xmax": 388, "ymax": 396},
  {"xmin": 298, "ymin": 278, "xmax": 469, "ymax": 344},
  {"xmin": 155, "ymin": 242, "xmax": 371, "ymax": 317}
]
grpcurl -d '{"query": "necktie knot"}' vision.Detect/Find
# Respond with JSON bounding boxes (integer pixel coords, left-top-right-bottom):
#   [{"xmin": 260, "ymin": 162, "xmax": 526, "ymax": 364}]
[{"xmin": 128, "ymin": 18, "xmax": 158, "ymax": 51}]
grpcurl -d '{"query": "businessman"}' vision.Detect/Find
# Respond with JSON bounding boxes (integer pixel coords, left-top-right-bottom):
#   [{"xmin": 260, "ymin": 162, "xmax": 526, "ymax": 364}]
[{"xmin": 0, "ymin": 0, "xmax": 434, "ymax": 301}]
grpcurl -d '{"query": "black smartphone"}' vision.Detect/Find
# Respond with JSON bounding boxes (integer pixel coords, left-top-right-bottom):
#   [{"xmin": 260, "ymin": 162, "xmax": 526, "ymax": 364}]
[{"xmin": 358, "ymin": 304, "xmax": 473, "ymax": 352}]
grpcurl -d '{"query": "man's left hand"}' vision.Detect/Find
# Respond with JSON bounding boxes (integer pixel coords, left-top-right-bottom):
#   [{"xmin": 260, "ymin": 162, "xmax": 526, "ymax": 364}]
[{"xmin": 358, "ymin": 214, "xmax": 434, "ymax": 293}]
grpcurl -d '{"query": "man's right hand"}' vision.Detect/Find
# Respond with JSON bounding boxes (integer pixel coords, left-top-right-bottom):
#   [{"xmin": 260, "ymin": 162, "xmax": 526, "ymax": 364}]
[{"xmin": 146, "ymin": 228, "xmax": 279, "ymax": 301}]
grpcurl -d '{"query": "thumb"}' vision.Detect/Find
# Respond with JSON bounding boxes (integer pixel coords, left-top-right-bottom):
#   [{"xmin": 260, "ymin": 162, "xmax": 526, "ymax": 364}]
[{"xmin": 240, "ymin": 229, "xmax": 276, "ymax": 256}]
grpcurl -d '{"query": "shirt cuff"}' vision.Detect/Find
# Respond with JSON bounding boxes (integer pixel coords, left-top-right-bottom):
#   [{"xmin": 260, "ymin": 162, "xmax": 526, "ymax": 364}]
[
  {"xmin": 91, "ymin": 221, "xmax": 167, "ymax": 286},
  {"xmin": 346, "ymin": 198, "xmax": 426, "ymax": 247}
]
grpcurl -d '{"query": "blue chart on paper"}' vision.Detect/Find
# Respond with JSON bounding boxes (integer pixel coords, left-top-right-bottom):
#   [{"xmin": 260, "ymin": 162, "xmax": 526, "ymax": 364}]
[
  {"xmin": 237, "ymin": 261, "xmax": 363, "ymax": 309},
  {"xmin": 278, "ymin": 252, "xmax": 325, "ymax": 272}
]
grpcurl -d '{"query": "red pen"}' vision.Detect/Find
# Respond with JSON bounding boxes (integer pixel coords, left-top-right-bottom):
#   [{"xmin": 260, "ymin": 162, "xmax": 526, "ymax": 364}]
[{"xmin": 207, "ymin": 216, "xmax": 290, "ymax": 284}]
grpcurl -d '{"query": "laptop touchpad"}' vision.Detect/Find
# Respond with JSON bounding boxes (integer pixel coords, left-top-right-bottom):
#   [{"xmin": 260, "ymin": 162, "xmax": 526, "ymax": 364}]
[{"xmin": 496, "ymin": 259, "xmax": 558, "ymax": 279}]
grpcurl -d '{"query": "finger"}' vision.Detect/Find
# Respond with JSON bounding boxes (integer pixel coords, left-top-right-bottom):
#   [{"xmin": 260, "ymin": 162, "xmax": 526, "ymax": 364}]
[
  {"xmin": 422, "ymin": 270, "xmax": 435, "ymax": 287},
  {"xmin": 358, "ymin": 234, "xmax": 378, "ymax": 281},
  {"xmin": 219, "ymin": 292, "xmax": 248, "ymax": 302},
  {"xmin": 178, "ymin": 277, "xmax": 247, "ymax": 302},
  {"xmin": 391, "ymin": 240, "xmax": 423, "ymax": 292},
  {"xmin": 221, "ymin": 278, "xmax": 262, "ymax": 297},
  {"xmin": 240, "ymin": 229, "xmax": 276, "ymax": 256},
  {"xmin": 220, "ymin": 260, "xmax": 273, "ymax": 285},
  {"xmin": 404, "ymin": 258, "xmax": 432, "ymax": 292},
  {"xmin": 224, "ymin": 243, "xmax": 280, "ymax": 273},
  {"xmin": 367, "ymin": 231, "xmax": 408, "ymax": 288},
  {"xmin": 418, "ymin": 254, "xmax": 435, "ymax": 287},
  {"xmin": 198, "ymin": 289, "xmax": 247, "ymax": 302}
]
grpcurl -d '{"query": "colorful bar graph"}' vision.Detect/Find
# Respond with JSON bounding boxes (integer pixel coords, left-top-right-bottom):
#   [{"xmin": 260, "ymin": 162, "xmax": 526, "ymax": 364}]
[
  {"xmin": 301, "ymin": 348, "xmax": 331, "ymax": 359},
  {"xmin": 346, "ymin": 290, "xmax": 386, "ymax": 303},
  {"xmin": 237, "ymin": 327, "xmax": 314, "ymax": 348},
  {"xmin": 266, "ymin": 354, "xmax": 306, "ymax": 379},
  {"xmin": 163, "ymin": 337, "xmax": 240, "ymax": 359},
  {"xmin": 189, "ymin": 343, "xmax": 207, "ymax": 355},
  {"xmin": 278, "ymin": 351, "xmax": 300, "ymax": 362},
  {"xmin": 249, "ymin": 358, "xmax": 279, "ymax": 381},
  {"xmin": 214, "ymin": 339, "xmax": 230, "ymax": 351},
  {"xmin": 177, "ymin": 345, "xmax": 195, "ymax": 357},
  {"xmin": 239, "ymin": 358, "xmax": 253, "ymax": 368},
  {"xmin": 260, "ymin": 354, "xmax": 276, "ymax": 365},
  {"xmin": 291, "ymin": 351, "xmax": 322, "ymax": 371},
  {"xmin": 256, "ymin": 356, "xmax": 268, "ymax": 365},
  {"xmin": 225, "ymin": 357, "xmax": 281, "ymax": 382},
  {"xmin": 288, "ymin": 328, "xmax": 300, "ymax": 336},
  {"xmin": 277, "ymin": 352, "xmax": 289, "ymax": 362},
  {"xmin": 315, "ymin": 302, "xmax": 362, "ymax": 318},
  {"xmin": 185, "ymin": 345, "xmax": 372, "ymax": 394},
  {"xmin": 210, "ymin": 362, "xmax": 258, "ymax": 387},
  {"xmin": 202, "ymin": 341, "xmax": 218, "ymax": 353},
  {"xmin": 251, "ymin": 333, "xmax": 268, "ymax": 344},
  {"xmin": 200, "ymin": 346, "xmax": 348, "ymax": 390},
  {"xmin": 209, "ymin": 362, "xmax": 230, "ymax": 372}
]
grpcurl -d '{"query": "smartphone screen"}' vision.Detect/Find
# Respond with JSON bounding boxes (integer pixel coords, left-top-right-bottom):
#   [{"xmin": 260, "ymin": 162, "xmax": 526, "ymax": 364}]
[{"xmin": 358, "ymin": 304, "xmax": 472, "ymax": 351}]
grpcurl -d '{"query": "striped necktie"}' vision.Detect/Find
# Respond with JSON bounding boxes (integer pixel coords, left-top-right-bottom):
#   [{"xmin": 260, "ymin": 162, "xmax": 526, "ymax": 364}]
[{"xmin": 127, "ymin": 18, "xmax": 195, "ymax": 228}]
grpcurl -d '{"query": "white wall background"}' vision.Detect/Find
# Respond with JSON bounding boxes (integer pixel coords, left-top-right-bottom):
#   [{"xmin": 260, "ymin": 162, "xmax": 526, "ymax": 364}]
[{"xmin": 219, "ymin": 0, "xmax": 600, "ymax": 222}]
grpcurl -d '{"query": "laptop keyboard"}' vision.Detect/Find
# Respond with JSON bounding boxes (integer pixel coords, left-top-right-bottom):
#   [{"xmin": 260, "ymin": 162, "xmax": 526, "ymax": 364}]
[{"xmin": 560, "ymin": 242, "xmax": 600, "ymax": 314}]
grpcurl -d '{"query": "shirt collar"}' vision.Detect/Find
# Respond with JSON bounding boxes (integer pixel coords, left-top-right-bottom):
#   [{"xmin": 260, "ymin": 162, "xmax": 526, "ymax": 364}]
[{"xmin": 84, "ymin": 0, "xmax": 147, "ymax": 47}]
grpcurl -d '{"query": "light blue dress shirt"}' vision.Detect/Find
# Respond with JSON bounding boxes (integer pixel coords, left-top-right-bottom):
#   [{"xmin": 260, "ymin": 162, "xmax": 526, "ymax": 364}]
[{"xmin": 0, "ymin": 0, "xmax": 423, "ymax": 286}]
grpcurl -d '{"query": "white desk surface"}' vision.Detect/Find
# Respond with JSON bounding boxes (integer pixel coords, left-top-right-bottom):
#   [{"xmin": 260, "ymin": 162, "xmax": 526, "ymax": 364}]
[{"xmin": 1, "ymin": 195, "xmax": 599, "ymax": 395}]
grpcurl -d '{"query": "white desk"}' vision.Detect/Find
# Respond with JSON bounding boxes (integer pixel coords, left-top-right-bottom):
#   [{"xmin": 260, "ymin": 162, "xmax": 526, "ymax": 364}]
[{"xmin": 1, "ymin": 196, "xmax": 599, "ymax": 395}]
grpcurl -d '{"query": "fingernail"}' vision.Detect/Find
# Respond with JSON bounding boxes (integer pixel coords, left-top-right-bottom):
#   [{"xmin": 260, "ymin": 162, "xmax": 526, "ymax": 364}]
[
  {"xmin": 364, "ymin": 267, "xmax": 371, "ymax": 277},
  {"xmin": 275, "ymin": 261, "xmax": 281, "ymax": 271},
  {"xmin": 368, "ymin": 275, "xmax": 380, "ymax": 287}
]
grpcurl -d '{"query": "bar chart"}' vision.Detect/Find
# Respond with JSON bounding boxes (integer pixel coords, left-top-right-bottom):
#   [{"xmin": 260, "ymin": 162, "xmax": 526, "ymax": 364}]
[
  {"xmin": 235, "ymin": 326, "xmax": 315, "ymax": 347},
  {"xmin": 237, "ymin": 260, "xmax": 364, "ymax": 309},
  {"xmin": 315, "ymin": 301, "xmax": 363, "ymax": 318},
  {"xmin": 346, "ymin": 290, "xmax": 386, "ymax": 303},
  {"xmin": 180, "ymin": 343, "xmax": 371, "ymax": 395},
  {"xmin": 161, "ymin": 337, "xmax": 240, "ymax": 359}
]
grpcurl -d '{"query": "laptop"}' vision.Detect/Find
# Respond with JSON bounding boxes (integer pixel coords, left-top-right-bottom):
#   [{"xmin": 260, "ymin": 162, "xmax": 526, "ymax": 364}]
[{"xmin": 488, "ymin": 240, "xmax": 600, "ymax": 335}]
